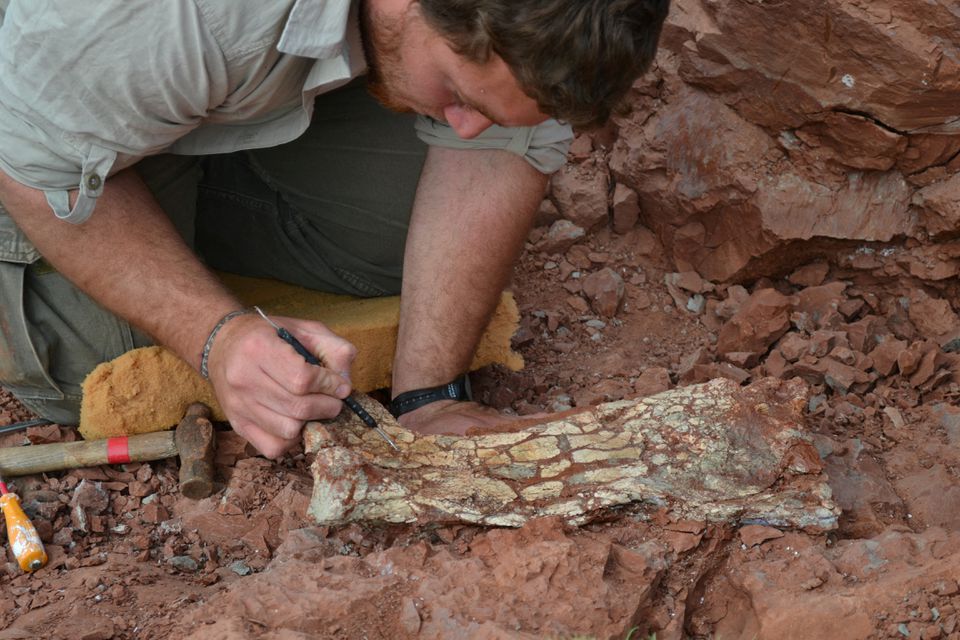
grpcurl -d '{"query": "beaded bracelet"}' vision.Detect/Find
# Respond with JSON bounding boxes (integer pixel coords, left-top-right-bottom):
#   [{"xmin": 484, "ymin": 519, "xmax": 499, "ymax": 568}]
[{"xmin": 199, "ymin": 308, "xmax": 254, "ymax": 379}]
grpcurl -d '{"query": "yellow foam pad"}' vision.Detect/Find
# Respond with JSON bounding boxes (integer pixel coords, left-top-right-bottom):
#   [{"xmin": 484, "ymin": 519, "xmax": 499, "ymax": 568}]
[{"xmin": 79, "ymin": 275, "xmax": 522, "ymax": 439}]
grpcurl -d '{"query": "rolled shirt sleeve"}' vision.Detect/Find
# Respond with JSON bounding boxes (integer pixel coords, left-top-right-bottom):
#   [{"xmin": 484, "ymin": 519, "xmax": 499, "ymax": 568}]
[
  {"xmin": 414, "ymin": 116, "xmax": 573, "ymax": 175},
  {"xmin": 0, "ymin": 1, "xmax": 228, "ymax": 224}
]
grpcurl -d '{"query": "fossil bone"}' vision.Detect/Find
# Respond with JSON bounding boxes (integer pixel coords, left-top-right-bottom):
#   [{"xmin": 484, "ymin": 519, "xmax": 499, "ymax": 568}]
[{"xmin": 304, "ymin": 378, "xmax": 839, "ymax": 531}]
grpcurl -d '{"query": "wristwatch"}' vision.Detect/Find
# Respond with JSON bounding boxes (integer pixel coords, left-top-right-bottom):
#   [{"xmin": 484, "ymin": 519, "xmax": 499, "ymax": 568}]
[{"xmin": 388, "ymin": 374, "xmax": 472, "ymax": 418}]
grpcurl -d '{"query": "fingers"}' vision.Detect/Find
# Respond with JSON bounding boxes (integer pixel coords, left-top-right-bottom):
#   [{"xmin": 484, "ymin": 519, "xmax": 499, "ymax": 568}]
[
  {"xmin": 206, "ymin": 314, "xmax": 357, "ymax": 457},
  {"xmin": 230, "ymin": 416, "xmax": 301, "ymax": 460},
  {"xmin": 397, "ymin": 400, "xmax": 512, "ymax": 436},
  {"xmin": 281, "ymin": 316, "xmax": 358, "ymax": 377}
]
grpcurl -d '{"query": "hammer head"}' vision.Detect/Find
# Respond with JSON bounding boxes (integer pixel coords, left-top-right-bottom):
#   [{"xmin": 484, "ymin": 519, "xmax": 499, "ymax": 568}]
[{"xmin": 174, "ymin": 403, "xmax": 217, "ymax": 500}]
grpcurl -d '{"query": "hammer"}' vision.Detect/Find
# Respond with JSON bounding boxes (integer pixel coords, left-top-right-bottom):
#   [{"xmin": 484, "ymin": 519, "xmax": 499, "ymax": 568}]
[{"xmin": 0, "ymin": 403, "xmax": 217, "ymax": 500}]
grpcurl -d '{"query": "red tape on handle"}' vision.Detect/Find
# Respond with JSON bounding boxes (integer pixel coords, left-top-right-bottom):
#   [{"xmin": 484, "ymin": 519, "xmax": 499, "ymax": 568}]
[{"xmin": 106, "ymin": 437, "xmax": 131, "ymax": 464}]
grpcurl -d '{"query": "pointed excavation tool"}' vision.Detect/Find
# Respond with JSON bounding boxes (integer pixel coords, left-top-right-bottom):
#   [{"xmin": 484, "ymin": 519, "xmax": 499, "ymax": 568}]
[
  {"xmin": 0, "ymin": 471, "xmax": 47, "ymax": 572},
  {"xmin": 253, "ymin": 306, "xmax": 400, "ymax": 451}
]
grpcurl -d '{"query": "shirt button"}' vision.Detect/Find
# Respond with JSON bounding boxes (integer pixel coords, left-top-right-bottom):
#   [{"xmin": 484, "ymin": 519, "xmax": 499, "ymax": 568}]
[{"xmin": 85, "ymin": 173, "xmax": 102, "ymax": 190}]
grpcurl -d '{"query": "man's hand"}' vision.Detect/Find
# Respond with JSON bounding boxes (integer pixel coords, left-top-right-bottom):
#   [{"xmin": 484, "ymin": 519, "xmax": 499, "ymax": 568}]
[
  {"xmin": 397, "ymin": 399, "xmax": 545, "ymax": 436},
  {"xmin": 0, "ymin": 168, "xmax": 364, "ymax": 459},
  {"xmin": 206, "ymin": 313, "xmax": 357, "ymax": 458}
]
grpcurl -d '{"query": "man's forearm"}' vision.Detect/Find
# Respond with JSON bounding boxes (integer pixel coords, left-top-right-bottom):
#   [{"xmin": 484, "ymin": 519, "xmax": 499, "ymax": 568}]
[
  {"xmin": 0, "ymin": 168, "xmax": 239, "ymax": 369},
  {"xmin": 392, "ymin": 146, "xmax": 548, "ymax": 394}
]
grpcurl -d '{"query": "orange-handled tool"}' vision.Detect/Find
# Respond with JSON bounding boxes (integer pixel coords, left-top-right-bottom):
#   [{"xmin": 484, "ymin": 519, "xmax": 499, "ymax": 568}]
[{"xmin": 0, "ymin": 473, "xmax": 47, "ymax": 572}]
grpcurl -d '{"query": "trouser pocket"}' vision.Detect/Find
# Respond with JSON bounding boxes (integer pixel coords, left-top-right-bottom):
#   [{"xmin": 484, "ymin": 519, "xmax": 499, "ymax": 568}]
[
  {"xmin": 0, "ymin": 204, "xmax": 146, "ymax": 424},
  {"xmin": 0, "ymin": 259, "xmax": 65, "ymax": 402},
  {"xmin": 0, "ymin": 205, "xmax": 69, "ymax": 418}
]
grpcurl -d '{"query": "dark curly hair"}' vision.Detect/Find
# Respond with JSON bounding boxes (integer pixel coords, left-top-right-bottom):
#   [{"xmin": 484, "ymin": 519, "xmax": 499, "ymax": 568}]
[{"xmin": 417, "ymin": 0, "xmax": 670, "ymax": 129}]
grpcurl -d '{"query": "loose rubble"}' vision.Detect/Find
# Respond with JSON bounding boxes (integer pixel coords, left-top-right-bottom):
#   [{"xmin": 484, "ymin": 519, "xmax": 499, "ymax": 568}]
[{"xmin": 2, "ymin": 0, "xmax": 960, "ymax": 635}]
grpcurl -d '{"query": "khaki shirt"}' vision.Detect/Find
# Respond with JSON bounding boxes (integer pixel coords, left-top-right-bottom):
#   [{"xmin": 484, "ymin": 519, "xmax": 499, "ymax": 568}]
[{"xmin": 0, "ymin": 0, "xmax": 572, "ymax": 224}]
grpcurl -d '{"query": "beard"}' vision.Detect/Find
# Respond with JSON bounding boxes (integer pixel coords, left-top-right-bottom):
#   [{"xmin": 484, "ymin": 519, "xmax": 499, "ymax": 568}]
[{"xmin": 359, "ymin": 1, "xmax": 415, "ymax": 114}]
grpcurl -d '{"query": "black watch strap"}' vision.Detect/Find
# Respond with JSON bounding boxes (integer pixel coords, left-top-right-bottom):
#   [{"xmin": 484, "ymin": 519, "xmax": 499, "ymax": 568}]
[{"xmin": 389, "ymin": 374, "xmax": 472, "ymax": 418}]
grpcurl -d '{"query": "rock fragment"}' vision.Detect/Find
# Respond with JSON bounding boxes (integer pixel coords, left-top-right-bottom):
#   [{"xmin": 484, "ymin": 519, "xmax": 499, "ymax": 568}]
[
  {"xmin": 536, "ymin": 220, "xmax": 585, "ymax": 254},
  {"xmin": 716, "ymin": 288, "xmax": 794, "ymax": 356},
  {"xmin": 581, "ymin": 268, "xmax": 625, "ymax": 318},
  {"xmin": 611, "ymin": 183, "xmax": 641, "ymax": 234}
]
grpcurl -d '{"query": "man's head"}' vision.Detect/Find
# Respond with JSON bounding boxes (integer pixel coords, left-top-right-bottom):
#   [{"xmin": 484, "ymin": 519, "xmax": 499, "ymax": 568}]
[
  {"xmin": 418, "ymin": 0, "xmax": 670, "ymax": 130},
  {"xmin": 361, "ymin": 0, "xmax": 670, "ymax": 138}
]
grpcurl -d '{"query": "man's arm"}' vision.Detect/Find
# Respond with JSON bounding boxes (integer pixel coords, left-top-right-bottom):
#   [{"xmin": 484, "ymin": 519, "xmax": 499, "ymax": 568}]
[
  {"xmin": 0, "ymin": 168, "xmax": 355, "ymax": 457},
  {"xmin": 392, "ymin": 146, "xmax": 548, "ymax": 433}
]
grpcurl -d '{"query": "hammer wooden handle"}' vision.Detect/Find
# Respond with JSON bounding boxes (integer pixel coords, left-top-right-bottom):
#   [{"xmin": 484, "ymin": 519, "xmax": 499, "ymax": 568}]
[{"xmin": 0, "ymin": 431, "xmax": 177, "ymax": 477}]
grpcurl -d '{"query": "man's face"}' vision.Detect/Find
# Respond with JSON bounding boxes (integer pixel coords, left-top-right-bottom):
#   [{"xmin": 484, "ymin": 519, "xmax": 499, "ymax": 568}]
[{"xmin": 362, "ymin": 2, "xmax": 550, "ymax": 139}]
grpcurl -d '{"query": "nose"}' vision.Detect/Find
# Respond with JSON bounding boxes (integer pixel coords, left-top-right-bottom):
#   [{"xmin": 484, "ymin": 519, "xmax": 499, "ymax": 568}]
[{"xmin": 442, "ymin": 104, "xmax": 494, "ymax": 139}]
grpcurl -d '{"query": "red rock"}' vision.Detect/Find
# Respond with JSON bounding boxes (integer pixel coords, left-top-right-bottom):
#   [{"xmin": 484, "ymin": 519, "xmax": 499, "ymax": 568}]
[
  {"xmin": 723, "ymin": 351, "xmax": 759, "ymax": 368},
  {"xmin": 808, "ymin": 330, "xmax": 848, "ymax": 358},
  {"xmin": 536, "ymin": 220, "xmax": 586, "ymax": 254},
  {"xmin": 837, "ymin": 298, "xmax": 864, "ymax": 320},
  {"xmin": 787, "ymin": 263, "xmax": 829, "ymax": 288},
  {"xmin": 868, "ymin": 337, "xmax": 908, "ymax": 376},
  {"xmin": 716, "ymin": 288, "xmax": 794, "ymax": 356},
  {"xmin": 633, "ymin": 290, "xmax": 653, "ymax": 311},
  {"xmin": 894, "ymin": 465, "xmax": 960, "ymax": 529},
  {"xmin": 633, "ymin": 367, "xmax": 672, "ymax": 397},
  {"xmin": 714, "ymin": 285, "xmax": 750, "ymax": 319},
  {"xmin": 215, "ymin": 431, "xmax": 256, "ymax": 467},
  {"xmin": 763, "ymin": 349, "xmax": 790, "ymax": 379},
  {"xmin": 555, "ymin": 260, "xmax": 576, "ymax": 281},
  {"xmin": 678, "ymin": 347, "xmax": 713, "ymax": 383},
  {"xmin": 611, "ymin": 183, "xmax": 641, "ymax": 234},
  {"xmin": 398, "ymin": 597, "xmax": 422, "ymax": 634},
  {"xmin": 511, "ymin": 325, "xmax": 536, "ymax": 348},
  {"xmin": 664, "ymin": 530, "xmax": 702, "ymax": 554},
  {"xmin": 586, "ymin": 251, "xmax": 610, "ymax": 264},
  {"xmin": 142, "ymin": 502, "xmax": 169, "ymax": 524},
  {"xmin": 844, "ymin": 315, "xmax": 888, "ymax": 353},
  {"xmin": 581, "ymin": 268, "xmax": 625, "ymax": 318},
  {"xmin": 567, "ymin": 134, "xmax": 593, "ymax": 162},
  {"xmin": 625, "ymin": 226, "xmax": 662, "ymax": 258},
  {"xmin": 853, "ymin": 353, "xmax": 874, "ymax": 372},
  {"xmin": 665, "ymin": 519, "xmax": 706, "ymax": 535},
  {"xmin": 693, "ymin": 362, "xmax": 751, "ymax": 385},
  {"xmin": 24, "ymin": 423, "xmax": 63, "ymax": 444},
  {"xmin": 908, "ymin": 289, "xmax": 960, "ymax": 341},
  {"xmin": 534, "ymin": 198, "xmax": 561, "ymax": 228},
  {"xmin": 526, "ymin": 226, "xmax": 545, "ymax": 245},
  {"xmin": 828, "ymin": 346, "xmax": 857, "ymax": 366},
  {"xmin": 897, "ymin": 343, "xmax": 923, "ymax": 377},
  {"xmin": 793, "ymin": 112, "xmax": 907, "ymax": 171},
  {"xmin": 824, "ymin": 440, "xmax": 904, "ymax": 538},
  {"xmin": 795, "ymin": 282, "xmax": 848, "ymax": 329},
  {"xmin": 778, "ymin": 334, "xmax": 811, "ymax": 362},
  {"xmin": 738, "ymin": 524, "xmax": 784, "ymax": 547},
  {"xmin": 913, "ymin": 172, "xmax": 960, "ymax": 238},
  {"xmin": 550, "ymin": 163, "xmax": 610, "ymax": 231},
  {"xmin": 907, "ymin": 346, "xmax": 940, "ymax": 388},
  {"xmin": 71, "ymin": 480, "xmax": 109, "ymax": 513},
  {"xmin": 129, "ymin": 481, "xmax": 152, "ymax": 498},
  {"xmin": 666, "ymin": 270, "xmax": 706, "ymax": 293},
  {"xmin": 818, "ymin": 357, "xmax": 875, "ymax": 394}
]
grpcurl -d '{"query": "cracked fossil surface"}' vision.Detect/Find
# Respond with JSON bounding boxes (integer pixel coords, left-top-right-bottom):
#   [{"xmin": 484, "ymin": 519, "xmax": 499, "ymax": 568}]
[{"xmin": 304, "ymin": 377, "xmax": 839, "ymax": 531}]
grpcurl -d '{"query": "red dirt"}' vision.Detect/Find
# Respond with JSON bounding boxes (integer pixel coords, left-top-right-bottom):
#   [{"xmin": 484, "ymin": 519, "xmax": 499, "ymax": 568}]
[{"xmin": 1, "ymin": 214, "xmax": 958, "ymax": 639}]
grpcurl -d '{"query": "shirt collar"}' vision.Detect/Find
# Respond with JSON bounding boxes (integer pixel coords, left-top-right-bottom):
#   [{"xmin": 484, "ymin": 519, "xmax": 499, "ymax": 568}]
[{"xmin": 277, "ymin": 0, "xmax": 355, "ymax": 59}]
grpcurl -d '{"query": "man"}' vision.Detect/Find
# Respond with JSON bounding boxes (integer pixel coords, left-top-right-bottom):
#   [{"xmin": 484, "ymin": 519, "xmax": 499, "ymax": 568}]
[{"xmin": 0, "ymin": 0, "xmax": 669, "ymax": 457}]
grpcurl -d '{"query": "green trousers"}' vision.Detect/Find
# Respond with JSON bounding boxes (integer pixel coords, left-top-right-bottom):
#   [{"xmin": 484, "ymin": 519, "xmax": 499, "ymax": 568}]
[{"xmin": 0, "ymin": 80, "xmax": 427, "ymax": 423}]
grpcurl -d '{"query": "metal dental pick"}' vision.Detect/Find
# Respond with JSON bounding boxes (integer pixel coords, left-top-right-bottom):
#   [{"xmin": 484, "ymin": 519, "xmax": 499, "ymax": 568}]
[{"xmin": 253, "ymin": 306, "xmax": 400, "ymax": 451}]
